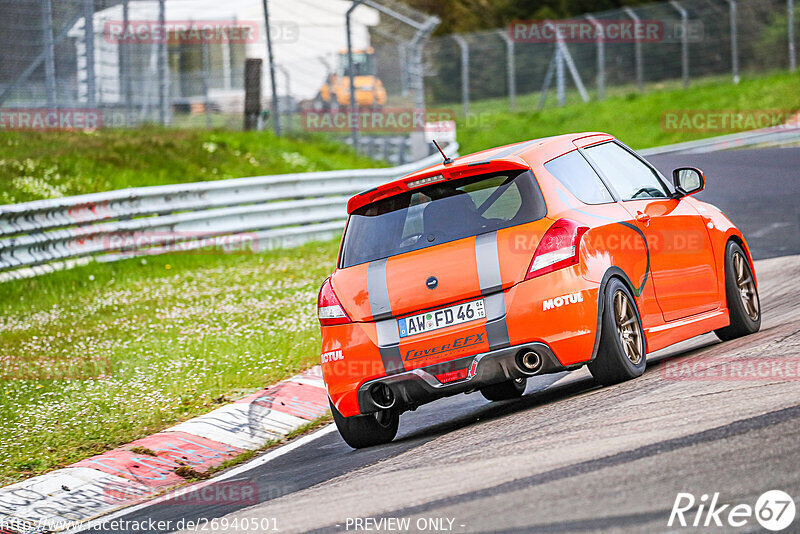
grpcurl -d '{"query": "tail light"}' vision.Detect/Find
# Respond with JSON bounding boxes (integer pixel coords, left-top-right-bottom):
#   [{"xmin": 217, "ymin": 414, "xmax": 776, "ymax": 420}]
[
  {"xmin": 318, "ymin": 277, "xmax": 351, "ymax": 326},
  {"xmin": 526, "ymin": 219, "xmax": 589, "ymax": 280}
]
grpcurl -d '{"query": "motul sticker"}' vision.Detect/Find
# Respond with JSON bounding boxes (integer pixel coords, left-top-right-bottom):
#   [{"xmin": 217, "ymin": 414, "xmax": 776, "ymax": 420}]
[
  {"xmin": 321, "ymin": 350, "xmax": 344, "ymax": 363},
  {"xmin": 543, "ymin": 292, "xmax": 584, "ymax": 311}
]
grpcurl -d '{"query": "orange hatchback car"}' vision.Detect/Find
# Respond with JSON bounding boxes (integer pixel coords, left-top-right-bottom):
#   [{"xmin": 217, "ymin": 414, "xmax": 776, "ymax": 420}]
[{"xmin": 318, "ymin": 133, "xmax": 761, "ymax": 448}]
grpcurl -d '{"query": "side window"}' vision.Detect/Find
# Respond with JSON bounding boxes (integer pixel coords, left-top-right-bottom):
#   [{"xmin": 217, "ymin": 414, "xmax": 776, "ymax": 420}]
[
  {"xmin": 544, "ymin": 150, "xmax": 614, "ymax": 205},
  {"xmin": 584, "ymin": 142, "xmax": 669, "ymax": 200}
]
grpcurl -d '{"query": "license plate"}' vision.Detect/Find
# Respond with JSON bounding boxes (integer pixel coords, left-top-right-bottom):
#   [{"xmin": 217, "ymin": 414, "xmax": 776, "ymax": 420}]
[{"xmin": 398, "ymin": 299, "xmax": 486, "ymax": 338}]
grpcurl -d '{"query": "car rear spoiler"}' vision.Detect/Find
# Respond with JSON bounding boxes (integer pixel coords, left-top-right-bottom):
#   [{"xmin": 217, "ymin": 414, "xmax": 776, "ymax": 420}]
[{"xmin": 347, "ymin": 159, "xmax": 531, "ymax": 214}]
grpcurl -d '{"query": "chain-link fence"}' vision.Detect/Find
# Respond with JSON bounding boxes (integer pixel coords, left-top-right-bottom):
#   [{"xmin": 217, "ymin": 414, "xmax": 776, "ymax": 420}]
[
  {"xmin": 0, "ymin": 0, "xmax": 796, "ymax": 135},
  {"xmin": 1, "ymin": 0, "xmax": 247, "ymax": 128},
  {"xmin": 425, "ymin": 0, "xmax": 798, "ymax": 111}
]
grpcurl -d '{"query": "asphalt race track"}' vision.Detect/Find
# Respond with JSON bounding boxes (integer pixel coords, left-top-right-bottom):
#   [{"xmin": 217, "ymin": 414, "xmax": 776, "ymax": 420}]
[
  {"xmin": 649, "ymin": 147, "xmax": 800, "ymax": 260},
  {"xmin": 89, "ymin": 147, "xmax": 800, "ymax": 534}
]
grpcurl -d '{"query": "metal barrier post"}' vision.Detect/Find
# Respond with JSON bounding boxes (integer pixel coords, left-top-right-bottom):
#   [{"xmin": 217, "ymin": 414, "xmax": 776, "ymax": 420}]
[
  {"xmin": 157, "ymin": 0, "xmax": 167, "ymax": 125},
  {"xmin": 122, "ymin": 0, "xmax": 134, "ymax": 124},
  {"xmin": 624, "ymin": 7, "xmax": 644, "ymax": 92},
  {"xmin": 538, "ymin": 54, "xmax": 556, "ymax": 110},
  {"xmin": 346, "ymin": 1, "xmax": 365, "ymax": 150},
  {"xmin": 263, "ymin": 0, "xmax": 282, "ymax": 136},
  {"xmin": 790, "ymin": 0, "xmax": 797, "ymax": 72},
  {"xmin": 399, "ymin": 43, "xmax": 409, "ymax": 97},
  {"xmin": 201, "ymin": 36, "xmax": 212, "ymax": 129},
  {"xmin": 556, "ymin": 43, "xmax": 565, "ymax": 107},
  {"xmin": 726, "ymin": 0, "xmax": 740, "ymax": 84},
  {"xmin": 585, "ymin": 15, "xmax": 605, "ymax": 100},
  {"xmin": 276, "ymin": 64, "xmax": 292, "ymax": 131},
  {"xmin": 453, "ymin": 35, "xmax": 469, "ymax": 116},
  {"xmin": 41, "ymin": 0, "xmax": 56, "ymax": 108},
  {"xmin": 83, "ymin": 0, "xmax": 96, "ymax": 106},
  {"xmin": 670, "ymin": 1, "xmax": 690, "ymax": 89},
  {"xmin": 497, "ymin": 30, "xmax": 516, "ymax": 111}
]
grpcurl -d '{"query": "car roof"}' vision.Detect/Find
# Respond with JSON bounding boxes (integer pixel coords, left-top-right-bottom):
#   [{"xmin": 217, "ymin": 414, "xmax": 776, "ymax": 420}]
[{"xmin": 347, "ymin": 132, "xmax": 614, "ymax": 214}]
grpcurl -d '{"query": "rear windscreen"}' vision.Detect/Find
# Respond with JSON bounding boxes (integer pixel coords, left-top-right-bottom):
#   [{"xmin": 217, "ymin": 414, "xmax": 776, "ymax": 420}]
[{"xmin": 339, "ymin": 170, "xmax": 547, "ymax": 268}]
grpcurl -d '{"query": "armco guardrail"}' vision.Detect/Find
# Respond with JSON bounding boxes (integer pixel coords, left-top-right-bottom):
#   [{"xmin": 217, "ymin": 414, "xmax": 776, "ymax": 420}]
[
  {"xmin": 4, "ymin": 125, "xmax": 798, "ymax": 282},
  {"xmin": 0, "ymin": 143, "xmax": 458, "ymax": 281},
  {"xmin": 639, "ymin": 125, "xmax": 800, "ymax": 157}
]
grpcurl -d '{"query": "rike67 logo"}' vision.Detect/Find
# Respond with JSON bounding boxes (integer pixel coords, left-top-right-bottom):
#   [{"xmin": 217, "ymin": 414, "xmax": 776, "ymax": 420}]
[{"xmin": 669, "ymin": 490, "xmax": 796, "ymax": 531}]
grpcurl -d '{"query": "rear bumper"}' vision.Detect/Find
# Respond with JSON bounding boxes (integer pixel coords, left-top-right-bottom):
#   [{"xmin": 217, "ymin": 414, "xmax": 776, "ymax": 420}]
[{"xmin": 357, "ymin": 342, "xmax": 565, "ymax": 414}]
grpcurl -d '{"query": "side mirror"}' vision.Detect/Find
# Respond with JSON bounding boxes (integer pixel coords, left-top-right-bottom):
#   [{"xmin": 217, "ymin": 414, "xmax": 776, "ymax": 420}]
[{"xmin": 672, "ymin": 167, "xmax": 705, "ymax": 197}]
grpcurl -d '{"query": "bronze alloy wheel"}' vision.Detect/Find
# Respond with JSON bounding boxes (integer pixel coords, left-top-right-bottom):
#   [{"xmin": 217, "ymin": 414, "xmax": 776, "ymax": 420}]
[
  {"xmin": 614, "ymin": 290, "xmax": 644, "ymax": 366},
  {"xmin": 733, "ymin": 251, "xmax": 760, "ymax": 321}
]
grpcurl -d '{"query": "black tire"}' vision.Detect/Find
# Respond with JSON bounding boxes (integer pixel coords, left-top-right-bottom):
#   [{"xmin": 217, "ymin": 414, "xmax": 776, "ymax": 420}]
[
  {"xmin": 588, "ymin": 278, "xmax": 647, "ymax": 386},
  {"xmin": 480, "ymin": 377, "xmax": 527, "ymax": 401},
  {"xmin": 714, "ymin": 241, "xmax": 761, "ymax": 341},
  {"xmin": 330, "ymin": 400, "xmax": 399, "ymax": 449}
]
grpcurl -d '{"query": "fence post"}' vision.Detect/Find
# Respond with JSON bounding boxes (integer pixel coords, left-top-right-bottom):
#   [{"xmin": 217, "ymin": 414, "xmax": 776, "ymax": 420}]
[
  {"xmin": 790, "ymin": 0, "xmax": 797, "ymax": 72},
  {"xmin": 346, "ymin": 1, "xmax": 365, "ymax": 151},
  {"xmin": 623, "ymin": 7, "xmax": 644, "ymax": 92},
  {"xmin": 122, "ymin": 0, "xmax": 133, "ymax": 124},
  {"xmin": 452, "ymin": 35, "xmax": 469, "ymax": 116},
  {"xmin": 585, "ymin": 14, "xmax": 605, "ymax": 100},
  {"xmin": 200, "ymin": 29, "xmax": 212, "ymax": 129},
  {"xmin": 383, "ymin": 137, "xmax": 391, "ymax": 161},
  {"xmin": 556, "ymin": 44, "xmax": 565, "ymax": 107},
  {"xmin": 157, "ymin": 0, "xmax": 168, "ymax": 125},
  {"xmin": 726, "ymin": 0, "xmax": 739, "ymax": 84},
  {"xmin": 263, "ymin": 0, "xmax": 282, "ymax": 136},
  {"xmin": 670, "ymin": 1, "xmax": 689, "ymax": 89},
  {"xmin": 244, "ymin": 58, "xmax": 262, "ymax": 131},
  {"xmin": 83, "ymin": 0, "xmax": 96, "ymax": 106},
  {"xmin": 276, "ymin": 64, "xmax": 292, "ymax": 131},
  {"xmin": 538, "ymin": 55, "xmax": 555, "ymax": 110},
  {"xmin": 398, "ymin": 138, "xmax": 407, "ymax": 165},
  {"xmin": 41, "ymin": 0, "xmax": 57, "ymax": 108},
  {"xmin": 496, "ymin": 30, "xmax": 516, "ymax": 112},
  {"xmin": 398, "ymin": 43, "xmax": 409, "ymax": 97}
]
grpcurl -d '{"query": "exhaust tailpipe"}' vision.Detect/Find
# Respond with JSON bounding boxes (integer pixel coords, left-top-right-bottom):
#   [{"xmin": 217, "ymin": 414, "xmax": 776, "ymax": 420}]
[
  {"xmin": 369, "ymin": 383, "xmax": 396, "ymax": 410},
  {"xmin": 516, "ymin": 350, "xmax": 543, "ymax": 375}
]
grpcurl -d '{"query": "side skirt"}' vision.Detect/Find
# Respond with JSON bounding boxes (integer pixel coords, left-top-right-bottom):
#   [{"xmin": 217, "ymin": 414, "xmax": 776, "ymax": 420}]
[{"xmin": 645, "ymin": 308, "xmax": 730, "ymax": 353}]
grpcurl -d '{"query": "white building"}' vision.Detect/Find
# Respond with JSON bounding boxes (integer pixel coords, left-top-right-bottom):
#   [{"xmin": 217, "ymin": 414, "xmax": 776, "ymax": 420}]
[{"xmin": 70, "ymin": 0, "xmax": 379, "ymax": 113}]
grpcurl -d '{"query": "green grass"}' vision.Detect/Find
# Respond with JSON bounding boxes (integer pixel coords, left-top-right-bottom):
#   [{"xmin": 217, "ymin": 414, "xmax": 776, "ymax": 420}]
[
  {"xmin": 0, "ymin": 241, "xmax": 339, "ymax": 486},
  {"xmin": 0, "ymin": 128, "xmax": 380, "ymax": 204},
  {"xmin": 456, "ymin": 71, "xmax": 800, "ymax": 154}
]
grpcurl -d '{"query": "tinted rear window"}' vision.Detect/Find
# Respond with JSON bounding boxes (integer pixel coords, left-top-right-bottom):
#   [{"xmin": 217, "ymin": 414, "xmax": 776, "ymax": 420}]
[{"xmin": 339, "ymin": 170, "xmax": 546, "ymax": 268}]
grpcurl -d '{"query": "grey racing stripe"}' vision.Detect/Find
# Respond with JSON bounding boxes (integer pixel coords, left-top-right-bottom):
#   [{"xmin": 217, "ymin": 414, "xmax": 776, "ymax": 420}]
[
  {"xmin": 376, "ymin": 319, "xmax": 404, "ymax": 375},
  {"xmin": 475, "ymin": 233, "xmax": 511, "ymax": 350},
  {"xmin": 476, "ymin": 233, "xmax": 503, "ymax": 295},
  {"xmin": 368, "ymin": 259, "xmax": 405, "ymax": 374},
  {"xmin": 367, "ymin": 258, "xmax": 392, "ymax": 321}
]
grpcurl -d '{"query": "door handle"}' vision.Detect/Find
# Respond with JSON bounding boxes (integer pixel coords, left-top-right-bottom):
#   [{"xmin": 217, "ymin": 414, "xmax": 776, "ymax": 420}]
[{"xmin": 635, "ymin": 212, "xmax": 651, "ymax": 225}]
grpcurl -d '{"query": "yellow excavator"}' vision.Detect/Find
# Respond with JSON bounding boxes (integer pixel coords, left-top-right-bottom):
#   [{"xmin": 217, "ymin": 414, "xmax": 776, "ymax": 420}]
[{"xmin": 317, "ymin": 47, "xmax": 387, "ymax": 110}]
